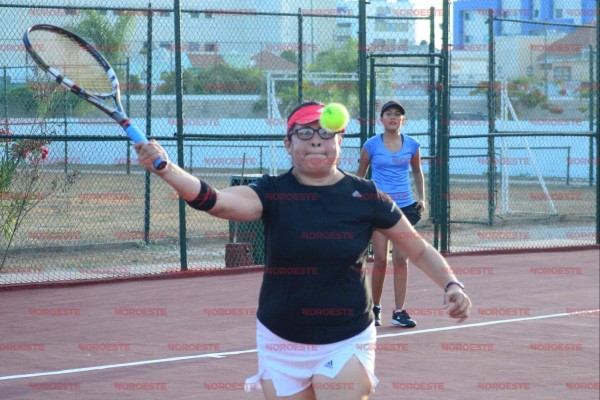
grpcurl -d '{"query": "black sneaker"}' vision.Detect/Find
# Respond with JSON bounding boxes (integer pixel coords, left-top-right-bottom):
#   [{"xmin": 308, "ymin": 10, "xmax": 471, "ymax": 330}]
[
  {"xmin": 391, "ymin": 310, "xmax": 417, "ymax": 328},
  {"xmin": 373, "ymin": 305, "xmax": 382, "ymax": 327}
]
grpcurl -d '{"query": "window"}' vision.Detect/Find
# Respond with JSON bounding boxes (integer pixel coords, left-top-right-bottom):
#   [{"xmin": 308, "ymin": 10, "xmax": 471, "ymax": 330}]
[
  {"xmin": 375, "ymin": 21, "xmax": 388, "ymax": 32},
  {"xmin": 337, "ymin": 22, "xmax": 352, "ymax": 35},
  {"xmin": 375, "ymin": 7, "xmax": 390, "ymax": 16},
  {"xmin": 555, "ymin": 9, "xmax": 563, "ymax": 18},
  {"xmin": 390, "ymin": 22, "xmax": 408, "ymax": 32},
  {"xmin": 534, "ymin": 9, "xmax": 539, "ymax": 18},
  {"xmin": 464, "ymin": 12, "xmax": 471, "ymax": 21},
  {"xmin": 187, "ymin": 42, "xmax": 201, "ymax": 51},
  {"xmin": 554, "ymin": 66, "xmax": 571, "ymax": 81},
  {"xmin": 205, "ymin": 43, "xmax": 218, "ymax": 52},
  {"xmin": 464, "ymin": 35, "xmax": 472, "ymax": 43}
]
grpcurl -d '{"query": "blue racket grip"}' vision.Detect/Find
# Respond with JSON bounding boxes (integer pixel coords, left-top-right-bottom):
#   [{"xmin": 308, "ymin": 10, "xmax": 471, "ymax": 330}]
[{"xmin": 124, "ymin": 124, "xmax": 167, "ymax": 170}]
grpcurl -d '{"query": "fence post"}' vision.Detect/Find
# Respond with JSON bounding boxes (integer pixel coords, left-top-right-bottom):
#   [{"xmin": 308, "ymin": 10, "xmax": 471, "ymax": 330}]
[
  {"xmin": 174, "ymin": 0, "xmax": 188, "ymax": 270},
  {"xmin": 368, "ymin": 57, "xmax": 375, "ymax": 144},
  {"xmin": 358, "ymin": 0, "xmax": 368, "ymax": 147},
  {"xmin": 297, "ymin": 9, "xmax": 303, "ymax": 104},
  {"xmin": 486, "ymin": 9, "xmax": 497, "ymax": 227},
  {"xmin": 589, "ymin": 45, "xmax": 594, "ymax": 187},
  {"xmin": 428, "ymin": 7, "xmax": 437, "ymax": 228},
  {"xmin": 125, "ymin": 57, "xmax": 131, "ymax": 175},
  {"xmin": 2, "ymin": 67, "xmax": 7, "ymax": 132},
  {"xmin": 439, "ymin": 0, "xmax": 450, "ymax": 252},
  {"xmin": 2, "ymin": 67, "xmax": 7, "ymax": 157},
  {"xmin": 566, "ymin": 147, "xmax": 571, "ymax": 186},
  {"xmin": 143, "ymin": 2, "xmax": 153, "ymax": 245},
  {"xmin": 595, "ymin": 17, "xmax": 599, "ymax": 246},
  {"xmin": 63, "ymin": 86, "xmax": 68, "ymax": 174}
]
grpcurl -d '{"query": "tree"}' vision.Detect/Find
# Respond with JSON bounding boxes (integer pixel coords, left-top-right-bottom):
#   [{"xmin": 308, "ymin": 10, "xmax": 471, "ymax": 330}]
[
  {"xmin": 156, "ymin": 65, "xmax": 266, "ymax": 97},
  {"xmin": 276, "ymin": 39, "xmax": 361, "ymax": 117},
  {"xmin": 155, "ymin": 69, "xmax": 197, "ymax": 95},
  {"xmin": 280, "ymin": 50, "xmax": 298, "ymax": 65},
  {"xmin": 66, "ymin": 10, "xmax": 135, "ymax": 66}
]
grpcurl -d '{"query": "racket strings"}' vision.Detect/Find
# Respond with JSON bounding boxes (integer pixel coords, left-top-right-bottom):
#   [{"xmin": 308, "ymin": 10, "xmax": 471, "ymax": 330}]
[{"xmin": 29, "ymin": 30, "xmax": 113, "ymax": 95}]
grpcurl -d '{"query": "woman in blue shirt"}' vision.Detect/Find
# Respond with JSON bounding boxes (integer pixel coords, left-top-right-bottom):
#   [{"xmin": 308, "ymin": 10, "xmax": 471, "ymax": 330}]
[{"xmin": 356, "ymin": 101, "xmax": 425, "ymax": 328}]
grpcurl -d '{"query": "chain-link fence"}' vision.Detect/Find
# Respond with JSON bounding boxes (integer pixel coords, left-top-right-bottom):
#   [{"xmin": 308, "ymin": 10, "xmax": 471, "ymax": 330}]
[
  {"xmin": 446, "ymin": 11, "xmax": 597, "ymax": 252},
  {"xmin": 0, "ymin": 2, "xmax": 597, "ymax": 285}
]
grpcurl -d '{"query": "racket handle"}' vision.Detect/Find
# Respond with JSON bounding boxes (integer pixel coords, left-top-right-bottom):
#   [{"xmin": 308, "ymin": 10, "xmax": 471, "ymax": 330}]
[{"xmin": 124, "ymin": 124, "xmax": 167, "ymax": 170}]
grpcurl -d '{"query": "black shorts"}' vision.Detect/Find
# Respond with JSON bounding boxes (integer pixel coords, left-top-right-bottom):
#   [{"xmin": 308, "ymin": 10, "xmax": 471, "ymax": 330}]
[{"xmin": 400, "ymin": 202, "xmax": 422, "ymax": 226}]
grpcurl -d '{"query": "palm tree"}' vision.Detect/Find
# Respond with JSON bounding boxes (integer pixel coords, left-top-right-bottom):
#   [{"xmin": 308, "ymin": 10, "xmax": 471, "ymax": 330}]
[{"xmin": 66, "ymin": 10, "xmax": 135, "ymax": 67}]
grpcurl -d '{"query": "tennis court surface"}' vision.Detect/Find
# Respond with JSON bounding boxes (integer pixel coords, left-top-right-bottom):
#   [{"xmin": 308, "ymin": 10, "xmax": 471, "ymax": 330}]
[{"xmin": 1, "ymin": 248, "xmax": 598, "ymax": 399}]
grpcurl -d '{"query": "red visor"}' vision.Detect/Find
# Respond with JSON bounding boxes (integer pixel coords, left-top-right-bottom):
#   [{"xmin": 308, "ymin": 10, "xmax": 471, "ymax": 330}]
[{"xmin": 287, "ymin": 104, "xmax": 324, "ymax": 132}]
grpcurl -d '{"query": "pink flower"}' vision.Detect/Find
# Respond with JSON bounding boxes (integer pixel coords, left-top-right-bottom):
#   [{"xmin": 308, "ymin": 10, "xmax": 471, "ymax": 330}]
[{"xmin": 41, "ymin": 147, "xmax": 49, "ymax": 160}]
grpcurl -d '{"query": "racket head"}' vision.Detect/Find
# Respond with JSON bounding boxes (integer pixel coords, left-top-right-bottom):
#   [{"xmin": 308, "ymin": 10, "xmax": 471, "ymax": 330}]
[{"xmin": 23, "ymin": 24, "xmax": 118, "ymax": 98}]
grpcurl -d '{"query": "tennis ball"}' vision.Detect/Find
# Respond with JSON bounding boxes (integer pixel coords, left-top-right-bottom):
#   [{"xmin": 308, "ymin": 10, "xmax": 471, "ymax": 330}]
[{"xmin": 320, "ymin": 103, "xmax": 350, "ymax": 132}]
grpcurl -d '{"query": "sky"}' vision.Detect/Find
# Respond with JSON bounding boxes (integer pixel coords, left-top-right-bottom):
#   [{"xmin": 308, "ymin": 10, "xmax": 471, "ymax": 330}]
[{"xmin": 411, "ymin": 0, "xmax": 451, "ymax": 46}]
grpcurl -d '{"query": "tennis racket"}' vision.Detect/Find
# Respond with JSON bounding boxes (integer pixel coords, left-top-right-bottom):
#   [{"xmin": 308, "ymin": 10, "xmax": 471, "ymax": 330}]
[{"xmin": 23, "ymin": 24, "xmax": 166, "ymax": 170}]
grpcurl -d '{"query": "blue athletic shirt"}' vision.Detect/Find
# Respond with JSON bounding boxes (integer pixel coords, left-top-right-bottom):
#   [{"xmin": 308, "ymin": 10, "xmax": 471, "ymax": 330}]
[{"xmin": 363, "ymin": 133, "xmax": 420, "ymax": 208}]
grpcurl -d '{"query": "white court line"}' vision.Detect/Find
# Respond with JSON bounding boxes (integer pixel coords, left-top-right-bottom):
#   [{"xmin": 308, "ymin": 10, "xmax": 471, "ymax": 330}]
[{"xmin": 1, "ymin": 309, "xmax": 597, "ymax": 382}]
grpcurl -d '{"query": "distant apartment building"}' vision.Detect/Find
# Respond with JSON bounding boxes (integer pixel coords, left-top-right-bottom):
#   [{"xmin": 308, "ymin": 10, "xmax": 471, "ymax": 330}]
[
  {"xmin": 335, "ymin": 0, "xmax": 417, "ymax": 51},
  {"xmin": 450, "ymin": 0, "xmax": 596, "ymax": 84},
  {"xmin": 453, "ymin": 0, "xmax": 596, "ymax": 48}
]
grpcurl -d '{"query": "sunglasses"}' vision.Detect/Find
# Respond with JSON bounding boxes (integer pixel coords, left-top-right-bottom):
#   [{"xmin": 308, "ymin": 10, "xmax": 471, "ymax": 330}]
[{"xmin": 288, "ymin": 127, "xmax": 339, "ymax": 140}]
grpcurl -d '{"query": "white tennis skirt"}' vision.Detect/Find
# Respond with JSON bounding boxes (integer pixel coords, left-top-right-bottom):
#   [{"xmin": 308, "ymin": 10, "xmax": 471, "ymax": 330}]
[{"xmin": 245, "ymin": 319, "xmax": 378, "ymax": 397}]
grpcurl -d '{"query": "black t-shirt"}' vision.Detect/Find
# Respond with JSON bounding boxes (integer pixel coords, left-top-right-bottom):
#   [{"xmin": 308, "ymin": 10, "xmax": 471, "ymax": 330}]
[{"xmin": 248, "ymin": 169, "xmax": 402, "ymax": 344}]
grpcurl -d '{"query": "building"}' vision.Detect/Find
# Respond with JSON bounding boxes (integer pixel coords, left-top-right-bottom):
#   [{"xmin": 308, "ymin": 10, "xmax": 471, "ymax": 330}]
[
  {"xmin": 453, "ymin": 0, "xmax": 596, "ymax": 48},
  {"xmin": 532, "ymin": 21, "xmax": 597, "ymax": 85},
  {"xmin": 335, "ymin": 0, "xmax": 418, "ymax": 50}
]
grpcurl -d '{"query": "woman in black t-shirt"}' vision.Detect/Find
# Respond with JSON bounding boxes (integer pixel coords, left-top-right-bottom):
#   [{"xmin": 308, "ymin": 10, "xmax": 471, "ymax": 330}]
[{"xmin": 134, "ymin": 102, "xmax": 472, "ymax": 400}]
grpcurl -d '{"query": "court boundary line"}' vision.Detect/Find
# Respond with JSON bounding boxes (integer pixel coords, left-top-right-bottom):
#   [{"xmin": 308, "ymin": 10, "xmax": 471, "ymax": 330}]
[{"xmin": 1, "ymin": 309, "xmax": 598, "ymax": 382}]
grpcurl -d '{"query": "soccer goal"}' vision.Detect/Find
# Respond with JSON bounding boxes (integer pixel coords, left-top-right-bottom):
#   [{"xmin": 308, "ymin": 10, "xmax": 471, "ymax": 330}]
[{"xmin": 498, "ymin": 82, "xmax": 557, "ymax": 216}]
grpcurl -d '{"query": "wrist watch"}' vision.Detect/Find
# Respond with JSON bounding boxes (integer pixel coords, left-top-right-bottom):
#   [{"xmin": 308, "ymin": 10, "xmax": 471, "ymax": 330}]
[{"xmin": 444, "ymin": 281, "xmax": 465, "ymax": 292}]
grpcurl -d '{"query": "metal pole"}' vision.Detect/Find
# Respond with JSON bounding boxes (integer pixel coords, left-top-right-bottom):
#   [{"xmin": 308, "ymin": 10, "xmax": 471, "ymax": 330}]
[
  {"xmin": 310, "ymin": 0, "xmax": 315, "ymax": 64},
  {"xmin": 439, "ymin": 0, "xmax": 450, "ymax": 252},
  {"xmin": 544, "ymin": 26, "xmax": 548, "ymax": 97},
  {"xmin": 125, "ymin": 57, "xmax": 131, "ymax": 175},
  {"xmin": 174, "ymin": 0, "xmax": 188, "ymax": 270},
  {"xmin": 368, "ymin": 57, "xmax": 375, "ymax": 144},
  {"xmin": 590, "ymin": 0, "xmax": 600, "ymax": 244},
  {"xmin": 298, "ymin": 9, "xmax": 303, "ymax": 104},
  {"xmin": 433, "ymin": 56, "xmax": 443, "ymax": 250},
  {"xmin": 3, "ymin": 67, "xmax": 7, "ymax": 132},
  {"xmin": 428, "ymin": 7, "xmax": 437, "ymax": 230},
  {"xmin": 143, "ymin": 3, "xmax": 153, "ymax": 245},
  {"xmin": 63, "ymin": 85, "xmax": 68, "ymax": 175},
  {"xmin": 566, "ymin": 147, "xmax": 570, "ymax": 186},
  {"xmin": 589, "ymin": 45, "xmax": 594, "ymax": 187},
  {"xmin": 358, "ymin": 0, "xmax": 368, "ymax": 147},
  {"xmin": 486, "ymin": 9, "xmax": 497, "ymax": 227},
  {"xmin": 2, "ymin": 67, "xmax": 6, "ymax": 157}
]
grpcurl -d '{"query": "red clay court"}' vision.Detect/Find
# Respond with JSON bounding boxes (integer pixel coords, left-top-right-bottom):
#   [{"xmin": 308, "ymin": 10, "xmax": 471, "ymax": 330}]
[{"xmin": 1, "ymin": 248, "xmax": 598, "ymax": 399}]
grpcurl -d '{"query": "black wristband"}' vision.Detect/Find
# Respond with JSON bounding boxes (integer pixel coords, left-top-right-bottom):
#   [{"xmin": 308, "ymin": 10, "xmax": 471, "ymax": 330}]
[
  {"xmin": 186, "ymin": 181, "xmax": 217, "ymax": 211},
  {"xmin": 444, "ymin": 281, "xmax": 465, "ymax": 292}
]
